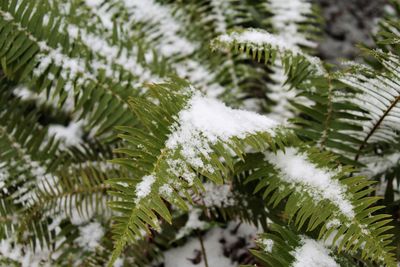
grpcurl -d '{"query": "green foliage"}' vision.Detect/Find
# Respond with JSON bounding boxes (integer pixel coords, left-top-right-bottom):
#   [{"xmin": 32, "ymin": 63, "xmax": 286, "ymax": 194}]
[
  {"xmin": 250, "ymin": 224, "xmax": 359, "ymax": 267},
  {"xmin": 0, "ymin": 0, "xmax": 400, "ymax": 266}
]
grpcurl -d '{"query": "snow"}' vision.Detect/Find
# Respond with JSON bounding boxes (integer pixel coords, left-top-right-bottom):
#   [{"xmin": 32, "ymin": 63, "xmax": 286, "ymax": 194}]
[
  {"xmin": 0, "ymin": 164, "xmax": 9, "ymax": 192},
  {"xmin": 338, "ymin": 60, "xmax": 400, "ymax": 151},
  {"xmin": 175, "ymin": 60, "xmax": 225, "ymax": 98},
  {"xmin": 84, "ymin": 0, "xmax": 102, "ymax": 8},
  {"xmin": 262, "ymin": 239, "xmax": 274, "ymax": 253},
  {"xmin": 202, "ymin": 182, "xmax": 235, "ymax": 208},
  {"xmin": 66, "ymin": 25, "xmax": 158, "ymax": 84},
  {"xmin": 364, "ymin": 153, "xmax": 400, "ymax": 176},
  {"xmin": 113, "ymin": 258, "xmax": 124, "ymax": 267},
  {"xmin": 135, "ymin": 175, "xmax": 156, "ymax": 203},
  {"xmin": 163, "ymin": 222, "xmax": 259, "ymax": 267},
  {"xmin": 54, "ymin": 195, "xmax": 107, "ymax": 225},
  {"xmin": 120, "ymin": 0, "xmax": 196, "ymax": 57},
  {"xmin": 265, "ymin": 65, "xmax": 313, "ymax": 123},
  {"xmin": 0, "ymin": 11, "xmax": 13, "ymax": 21},
  {"xmin": 0, "ymin": 238, "xmax": 52, "ymax": 267},
  {"xmin": 84, "ymin": 0, "xmax": 114, "ymax": 29},
  {"xmin": 76, "ymin": 222, "xmax": 104, "ymax": 251},
  {"xmin": 159, "ymin": 184, "xmax": 173, "ymax": 196},
  {"xmin": 215, "ymin": 29, "xmax": 324, "ymax": 74},
  {"xmin": 2, "ymin": 11, "xmax": 127, "ymax": 109},
  {"xmin": 176, "ymin": 209, "xmax": 208, "ymax": 239},
  {"xmin": 217, "ymin": 28, "xmax": 302, "ymax": 53},
  {"xmin": 48, "ymin": 121, "xmax": 83, "ymax": 147},
  {"xmin": 292, "ymin": 237, "xmax": 339, "ymax": 267},
  {"xmin": 265, "ymin": 147, "xmax": 355, "ymax": 219},
  {"xmin": 167, "ymin": 93, "xmax": 277, "ymax": 170},
  {"xmin": 209, "ymin": 0, "xmax": 228, "ymax": 34},
  {"xmin": 266, "ymin": 0, "xmax": 317, "ymax": 48},
  {"xmin": 326, "ymin": 219, "xmax": 341, "ymax": 229}
]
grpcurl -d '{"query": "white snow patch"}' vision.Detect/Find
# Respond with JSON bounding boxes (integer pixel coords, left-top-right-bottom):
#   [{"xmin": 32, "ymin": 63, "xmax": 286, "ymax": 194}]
[
  {"xmin": 121, "ymin": 0, "xmax": 196, "ymax": 57},
  {"xmin": 164, "ymin": 222, "xmax": 259, "ymax": 267},
  {"xmin": 76, "ymin": 222, "xmax": 104, "ymax": 251},
  {"xmin": 167, "ymin": 93, "xmax": 277, "ymax": 169},
  {"xmin": 215, "ymin": 29, "xmax": 324, "ymax": 74},
  {"xmin": 135, "ymin": 175, "xmax": 156, "ymax": 203},
  {"xmin": 202, "ymin": 182, "xmax": 235, "ymax": 207},
  {"xmin": 85, "ymin": 0, "xmax": 102, "ymax": 8},
  {"xmin": 262, "ymin": 239, "xmax": 274, "ymax": 253},
  {"xmin": 266, "ymin": 0, "xmax": 317, "ymax": 48},
  {"xmin": 217, "ymin": 28, "xmax": 301, "ymax": 52},
  {"xmin": 48, "ymin": 121, "xmax": 83, "ymax": 147},
  {"xmin": 326, "ymin": 219, "xmax": 341, "ymax": 229},
  {"xmin": 159, "ymin": 184, "xmax": 173, "ymax": 196},
  {"xmin": 0, "ymin": 164, "xmax": 9, "ymax": 193},
  {"xmin": 292, "ymin": 237, "xmax": 339, "ymax": 267},
  {"xmin": 0, "ymin": 238, "xmax": 52, "ymax": 267},
  {"xmin": 363, "ymin": 153, "xmax": 400, "ymax": 177},
  {"xmin": 176, "ymin": 209, "xmax": 208, "ymax": 239},
  {"xmin": 113, "ymin": 258, "xmax": 124, "ymax": 267},
  {"xmin": 265, "ymin": 147, "xmax": 355, "ymax": 219}
]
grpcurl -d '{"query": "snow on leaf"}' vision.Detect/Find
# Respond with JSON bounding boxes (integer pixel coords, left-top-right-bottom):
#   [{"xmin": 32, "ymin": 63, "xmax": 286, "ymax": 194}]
[
  {"xmin": 292, "ymin": 237, "xmax": 339, "ymax": 267},
  {"xmin": 265, "ymin": 147, "xmax": 355, "ymax": 219},
  {"xmin": 167, "ymin": 93, "xmax": 277, "ymax": 169}
]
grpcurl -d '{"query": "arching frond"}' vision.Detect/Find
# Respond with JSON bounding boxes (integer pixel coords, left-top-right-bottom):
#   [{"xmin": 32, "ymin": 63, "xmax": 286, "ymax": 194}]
[
  {"xmin": 107, "ymin": 79, "xmax": 283, "ymax": 265},
  {"xmin": 241, "ymin": 146, "xmax": 396, "ymax": 266},
  {"xmin": 337, "ymin": 50, "xmax": 400, "ymax": 163}
]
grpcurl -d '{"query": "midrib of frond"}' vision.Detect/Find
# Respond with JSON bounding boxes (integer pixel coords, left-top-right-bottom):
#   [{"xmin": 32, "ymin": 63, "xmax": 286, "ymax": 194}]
[
  {"xmin": 355, "ymin": 95, "xmax": 400, "ymax": 161},
  {"xmin": 319, "ymin": 75, "xmax": 334, "ymax": 149},
  {"xmin": 20, "ymin": 183, "xmax": 110, "ymax": 228},
  {"xmin": 108, "ymin": 147, "xmax": 170, "ymax": 266}
]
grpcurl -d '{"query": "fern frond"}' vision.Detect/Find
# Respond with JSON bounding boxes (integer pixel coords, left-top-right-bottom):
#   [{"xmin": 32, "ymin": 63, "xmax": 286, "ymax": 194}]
[
  {"xmin": 211, "ymin": 28, "xmax": 325, "ymax": 89},
  {"xmin": 251, "ymin": 224, "xmax": 358, "ymax": 267},
  {"xmin": 240, "ymin": 145, "xmax": 396, "ymax": 266},
  {"xmin": 337, "ymin": 50, "xmax": 400, "ymax": 162},
  {"xmin": 107, "ymin": 79, "xmax": 283, "ymax": 265},
  {"xmin": 0, "ymin": 0, "xmax": 142, "ymax": 140}
]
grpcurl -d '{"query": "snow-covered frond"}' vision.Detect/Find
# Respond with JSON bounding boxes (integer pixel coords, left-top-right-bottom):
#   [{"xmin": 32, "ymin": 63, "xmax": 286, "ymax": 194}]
[
  {"xmin": 167, "ymin": 0, "xmax": 272, "ymax": 102},
  {"xmin": 246, "ymin": 145, "xmax": 396, "ymax": 265},
  {"xmin": 106, "ymin": 80, "xmax": 286, "ymax": 266},
  {"xmin": 80, "ymin": 0, "xmax": 228, "ymax": 99},
  {"xmin": 117, "ymin": 0, "xmax": 197, "ymax": 57},
  {"xmin": 213, "ymin": 28, "xmax": 324, "ymax": 68},
  {"xmin": 211, "ymin": 28, "xmax": 326, "ymax": 89},
  {"xmin": 264, "ymin": 147, "xmax": 355, "ymax": 219},
  {"xmin": 107, "ymin": 80, "xmax": 395, "ymax": 266},
  {"xmin": 0, "ymin": 4, "xmax": 140, "ymax": 140},
  {"xmin": 1, "ymin": 1, "xmax": 400, "ymax": 266},
  {"xmin": 252, "ymin": 225, "xmax": 345, "ymax": 267}
]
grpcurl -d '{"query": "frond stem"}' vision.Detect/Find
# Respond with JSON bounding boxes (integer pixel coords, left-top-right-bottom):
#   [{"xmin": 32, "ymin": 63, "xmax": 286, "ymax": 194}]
[
  {"xmin": 355, "ymin": 95, "xmax": 400, "ymax": 161},
  {"xmin": 197, "ymin": 231, "xmax": 209, "ymax": 267},
  {"xmin": 319, "ymin": 74, "xmax": 333, "ymax": 150}
]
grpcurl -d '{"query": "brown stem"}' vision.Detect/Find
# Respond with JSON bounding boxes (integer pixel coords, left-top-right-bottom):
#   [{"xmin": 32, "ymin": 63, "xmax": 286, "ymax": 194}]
[
  {"xmin": 197, "ymin": 231, "xmax": 209, "ymax": 267},
  {"xmin": 355, "ymin": 96, "xmax": 400, "ymax": 161}
]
